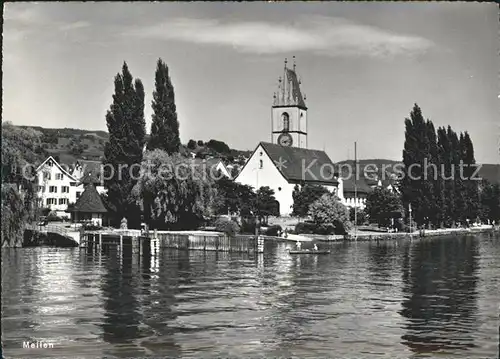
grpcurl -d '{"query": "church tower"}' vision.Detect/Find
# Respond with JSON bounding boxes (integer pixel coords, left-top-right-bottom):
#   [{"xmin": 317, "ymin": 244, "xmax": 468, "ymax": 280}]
[{"xmin": 271, "ymin": 57, "xmax": 308, "ymax": 149}]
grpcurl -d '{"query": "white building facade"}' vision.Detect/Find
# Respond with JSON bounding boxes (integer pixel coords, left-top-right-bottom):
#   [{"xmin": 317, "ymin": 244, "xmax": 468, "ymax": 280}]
[{"xmin": 35, "ymin": 156, "xmax": 80, "ymax": 218}]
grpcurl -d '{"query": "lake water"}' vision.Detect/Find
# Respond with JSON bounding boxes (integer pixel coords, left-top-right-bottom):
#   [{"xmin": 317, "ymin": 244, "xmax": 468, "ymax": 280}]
[{"xmin": 2, "ymin": 234, "xmax": 499, "ymax": 358}]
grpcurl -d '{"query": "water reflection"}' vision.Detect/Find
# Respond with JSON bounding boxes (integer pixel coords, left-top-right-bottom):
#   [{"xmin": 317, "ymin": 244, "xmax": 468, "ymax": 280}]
[
  {"xmin": 2, "ymin": 234, "xmax": 498, "ymax": 358},
  {"xmin": 400, "ymin": 237, "xmax": 480, "ymax": 354}
]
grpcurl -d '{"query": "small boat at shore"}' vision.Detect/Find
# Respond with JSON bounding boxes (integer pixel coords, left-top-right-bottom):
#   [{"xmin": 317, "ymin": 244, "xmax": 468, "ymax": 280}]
[{"xmin": 288, "ymin": 250, "xmax": 331, "ymax": 255}]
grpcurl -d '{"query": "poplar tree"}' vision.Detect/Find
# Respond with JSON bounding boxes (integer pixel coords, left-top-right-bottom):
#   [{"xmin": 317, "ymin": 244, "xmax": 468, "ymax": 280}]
[
  {"xmin": 426, "ymin": 120, "xmax": 440, "ymax": 226},
  {"xmin": 148, "ymin": 58, "xmax": 180, "ymax": 154},
  {"xmin": 402, "ymin": 104, "xmax": 428, "ymax": 226},
  {"xmin": 436, "ymin": 127, "xmax": 450, "ymax": 227},
  {"xmin": 447, "ymin": 126, "xmax": 460, "ymax": 225},
  {"xmin": 103, "ymin": 62, "xmax": 146, "ymax": 228},
  {"xmin": 459, "ymin": 131, "xmax": 479, "ymax": 222}
]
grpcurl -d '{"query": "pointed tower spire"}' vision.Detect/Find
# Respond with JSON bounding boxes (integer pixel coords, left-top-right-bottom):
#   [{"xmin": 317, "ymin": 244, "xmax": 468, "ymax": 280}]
[{"xmin": 293, "ymin": 55, "xmax": 296, "ymax": 72}]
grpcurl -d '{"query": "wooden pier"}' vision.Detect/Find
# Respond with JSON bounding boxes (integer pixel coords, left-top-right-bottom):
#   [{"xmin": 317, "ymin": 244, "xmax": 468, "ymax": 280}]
[{"xmin": 80, "ymin": 229, "xmax": 265, "ymax": 255}]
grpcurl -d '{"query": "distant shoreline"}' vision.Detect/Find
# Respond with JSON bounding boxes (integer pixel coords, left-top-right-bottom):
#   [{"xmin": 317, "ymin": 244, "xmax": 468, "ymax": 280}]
[{"xmin": 302, "ymin": 226, "xmax": 500, "ymax": 242}]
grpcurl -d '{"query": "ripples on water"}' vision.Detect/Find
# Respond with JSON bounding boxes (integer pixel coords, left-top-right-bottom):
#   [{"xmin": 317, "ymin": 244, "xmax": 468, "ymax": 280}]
[{"xmin": 2, "ymin": 234, "xmax": 499, "ymax": 358}]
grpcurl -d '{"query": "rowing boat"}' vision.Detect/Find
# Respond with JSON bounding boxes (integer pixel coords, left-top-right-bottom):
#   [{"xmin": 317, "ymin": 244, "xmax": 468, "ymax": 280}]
[{"xmin": 288, "ymin": 250, "xmax": 331, "ymax": 255}]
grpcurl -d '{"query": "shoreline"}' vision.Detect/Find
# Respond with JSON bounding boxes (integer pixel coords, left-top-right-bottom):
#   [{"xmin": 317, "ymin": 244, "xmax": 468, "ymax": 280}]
[{"xmin": 308, "ymin": 226, "xmax": 500, "ymax": 242}]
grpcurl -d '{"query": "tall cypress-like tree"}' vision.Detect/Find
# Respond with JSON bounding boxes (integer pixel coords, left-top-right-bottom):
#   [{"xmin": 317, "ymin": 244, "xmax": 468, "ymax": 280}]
[
  {"xmin": 147, "ymin": 58, "xmax": 180, "ymax": 154},
  {"xmin": 447, "ymin": 126, "xmax": 460, "ymax": 225},
  {"xmin": 402, "ymin": 104, "xmax": 429, "ymax": 226},
  {"xmin": 104, "ymin": 62, "xmax": 146, "ymax": 228},
  {"xmin": 436, "ymin": 126, "xmax": 450, "ymax": 226},
  {"xmin": 425, "ymin": 120, "xmax": 439, "ymax": 227},
  {"xmin": 459, "ymin": 131, "xmax": 479, "ymax": 222}
]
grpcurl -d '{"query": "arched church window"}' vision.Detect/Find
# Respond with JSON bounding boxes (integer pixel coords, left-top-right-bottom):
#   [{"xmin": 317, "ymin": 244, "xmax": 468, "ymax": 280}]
[{"xmin": 282, "ymin": 112, "xmax": 290, "ymax": 131}]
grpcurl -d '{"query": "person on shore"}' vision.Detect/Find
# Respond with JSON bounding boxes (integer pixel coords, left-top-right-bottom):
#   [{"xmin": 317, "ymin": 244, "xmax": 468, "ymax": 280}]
[
  {"xmin": 313, "ymin": 243, "xmax": 318, "ymax": 251},
  {"xmin": 296, "ymin": 241, "xmax": 302, "ymax": 250}
]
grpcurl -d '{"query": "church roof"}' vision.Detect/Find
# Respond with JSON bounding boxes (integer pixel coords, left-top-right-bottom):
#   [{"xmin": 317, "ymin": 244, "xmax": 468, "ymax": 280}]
[
  {"xmin": 259, "ymin": 142, "xmax": 338, "ymax": 185},
  {"xmin": 72, "ymin": 183, "xmax": 107, "ymax": 213},
  {"xmin": 341, "ymin": 175, "xmax": 373, "ymax": 194}
]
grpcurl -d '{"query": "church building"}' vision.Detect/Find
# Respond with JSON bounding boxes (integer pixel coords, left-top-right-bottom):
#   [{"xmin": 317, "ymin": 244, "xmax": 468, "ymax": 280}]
[{"xmin": 234, "ymin": 58, "xmax": 348, "ymax": 216}]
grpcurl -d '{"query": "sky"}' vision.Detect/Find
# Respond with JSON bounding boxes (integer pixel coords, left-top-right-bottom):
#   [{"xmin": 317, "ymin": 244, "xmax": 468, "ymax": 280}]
[{"xmin": 3, "ymin": 2, "xmax": 499, "ymax": 164}]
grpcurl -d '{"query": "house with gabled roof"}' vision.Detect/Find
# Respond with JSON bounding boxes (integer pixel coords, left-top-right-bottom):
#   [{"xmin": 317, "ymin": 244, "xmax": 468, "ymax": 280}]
[{"xmin": 35, "ymin": 156, "xmax": 80, "ymax": 218}]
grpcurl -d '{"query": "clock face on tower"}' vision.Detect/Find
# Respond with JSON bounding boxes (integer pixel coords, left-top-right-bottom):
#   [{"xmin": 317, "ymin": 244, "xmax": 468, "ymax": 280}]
[{"xmin": 278, "ymin": 132, "xmax": 293, "ymax": 147}]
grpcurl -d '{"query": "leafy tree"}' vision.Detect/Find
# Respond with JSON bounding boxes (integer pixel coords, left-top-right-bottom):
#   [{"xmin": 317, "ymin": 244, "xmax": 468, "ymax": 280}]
[
  {"xmin": 197, "ymin": 140, "xmax": 204, "ymax": 146},
  {"xmin": 214, "ymin": 217, "xmax": 240, "ymax": 237},
  {"xmin": 349, "ymin": 207, "xmax": 368, "ymax": 226},
  {"xmin": 365, "ymin": 187, "xmax": 403, "ymax": 227},
  {"xmin": 103, "ymin": 62, "xmax": 146, "ymax": 228},
  {"xmin": 148, "ymin": 58, "xmax": 180, "ymax": 154},
  {"xmin": 187, "ymin": 139, "xmax": 197, "ymax": 150},
  {"xmin": 308, "ymin": 193, "xmax": 352, "ymax": 234},
  {"xmin": 254, "ymin": 186, "xmax": 279, "ymax": 225},
  {"xmin": 292, "ymin": 184, "xmax": 329, "ymax": 217},
  {"xmin": 214, "ymin": 177, "xmax": 256, "ymax": 216},
  {"xmin": 133, "ymin": 150, "xmax": 218, "ymax": 230},
  {"xmin": 70, "ymin": 144, "xmax": 84, "ymax": 156},
  {"xmin": 479, "ymin": 181, "xmax": 500, "ymax": 223},
  {"xmin": 1, "ymin": 122, "xmax": 44, "ymax": 247},
  {"xmin": 206, "ymin": 139, "xmax": 230, "ymax": 154}
]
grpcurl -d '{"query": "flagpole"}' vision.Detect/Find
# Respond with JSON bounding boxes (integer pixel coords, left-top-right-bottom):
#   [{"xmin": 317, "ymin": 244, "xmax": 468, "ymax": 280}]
[{"xmin": 354, "ymin": 141, "xmax": 357, "ymax": 241}]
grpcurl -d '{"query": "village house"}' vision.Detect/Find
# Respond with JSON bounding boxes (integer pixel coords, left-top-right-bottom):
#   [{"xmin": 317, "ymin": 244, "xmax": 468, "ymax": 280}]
[{"xmin": 35, "ymin": 156, "xmax": 80, "ymax": 218}]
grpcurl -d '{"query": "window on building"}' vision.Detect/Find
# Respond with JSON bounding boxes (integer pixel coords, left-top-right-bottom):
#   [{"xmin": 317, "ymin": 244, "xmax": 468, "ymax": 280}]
[
  {"xmin": 46, "ymin": 198, "xmax": 57, "ymax": 205},
  {"xmin": 259, "ymin": 159, "xmax": 263, "ymax": 169},
  {"xmin": 38, "ymin": 186, "xmax": 45, "ymax": 192},
  {"xmin": 43, "ymin": 173, "xmax": 51, "ymax": 180},
  {"xmin": 76, "ymin": 192, "xmax": 81, "ymax": 199},
  {"xmin": 59, "ymin": 198, "xmax": 68, "ymax": 205},
  {"xmin": 49, "ymin": 186, "xmax": 58, "ymax": 193},
  {"xmin": 55, "ymin": 173, "xmax": 63, "ymax": 180},
  {"xmin": 282, "ymin": 112, "xmax": 290, "ymax": 131},
  {"xmin": 61, "ymin": 186, "xmax": 69, "ymax": 193}
]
